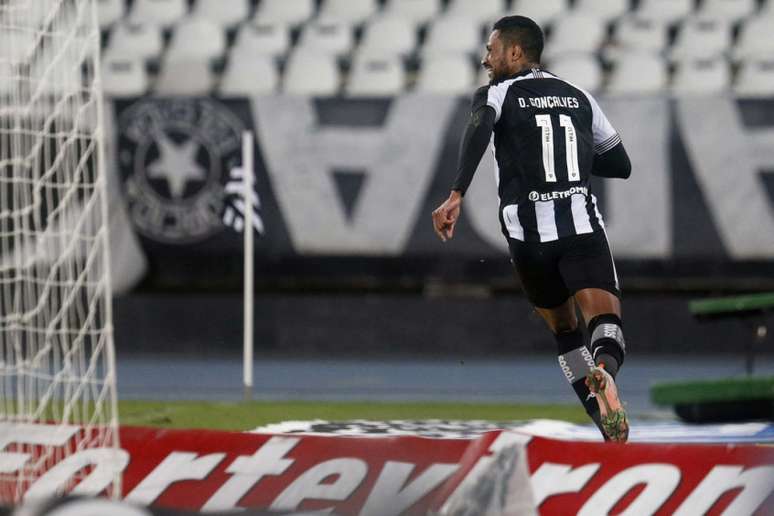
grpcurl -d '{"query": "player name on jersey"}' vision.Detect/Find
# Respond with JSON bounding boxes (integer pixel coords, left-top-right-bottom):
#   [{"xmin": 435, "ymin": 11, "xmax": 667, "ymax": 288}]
[{"xmin": 518, "ymin": 96, "xmax": 580, "ymax": 109}]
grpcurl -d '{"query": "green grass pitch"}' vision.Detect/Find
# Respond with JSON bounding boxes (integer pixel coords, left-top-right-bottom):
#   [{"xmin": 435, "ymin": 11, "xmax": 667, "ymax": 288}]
[{"xmin": 117, "ymin": 400, "xmax": 588, "ymax": 431}]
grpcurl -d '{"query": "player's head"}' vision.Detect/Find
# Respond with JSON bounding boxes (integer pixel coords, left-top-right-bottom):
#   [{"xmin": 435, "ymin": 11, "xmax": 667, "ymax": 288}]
[{"xmin": 483, "ymin": 16, "xmax": 544, "ymax": 82}]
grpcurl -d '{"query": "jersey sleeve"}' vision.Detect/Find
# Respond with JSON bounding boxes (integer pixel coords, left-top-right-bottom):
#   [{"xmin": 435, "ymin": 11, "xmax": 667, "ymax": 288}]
[
  {"xmin": 471, "ymin": 85, "xmax": 490, "ymax": 112},
  {"xmin": 481, "ymin": 82, "xmax": 510, "ymax": 123},
  {"xmin": 584, "ymin": 91, "xmax": 622, "ymax": 155}
]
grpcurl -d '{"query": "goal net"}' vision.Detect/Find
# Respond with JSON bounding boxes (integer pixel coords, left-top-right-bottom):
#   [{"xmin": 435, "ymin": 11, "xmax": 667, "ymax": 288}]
[{"xmin": 0, "ymin": 0, "xmax": 119, "ymax": 503}]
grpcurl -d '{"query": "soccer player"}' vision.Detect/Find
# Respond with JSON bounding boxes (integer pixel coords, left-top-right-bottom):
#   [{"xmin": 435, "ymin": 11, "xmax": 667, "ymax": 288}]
[{"xmin": 431, "ymin": 16, "xmax": 631, "ymax": 442}]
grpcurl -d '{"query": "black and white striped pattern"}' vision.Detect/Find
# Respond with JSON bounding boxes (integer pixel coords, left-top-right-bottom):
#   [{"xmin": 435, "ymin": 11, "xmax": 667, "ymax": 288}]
[{"xmin": 481, "ymin": 68, "xmax": 622, "ymax": 243}]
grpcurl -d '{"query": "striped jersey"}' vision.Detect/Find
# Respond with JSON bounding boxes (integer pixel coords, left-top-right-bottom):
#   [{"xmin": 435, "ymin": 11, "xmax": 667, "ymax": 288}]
[{"xmin": 475, "ymin": 67, "xmax": 621, "ymax": 243}]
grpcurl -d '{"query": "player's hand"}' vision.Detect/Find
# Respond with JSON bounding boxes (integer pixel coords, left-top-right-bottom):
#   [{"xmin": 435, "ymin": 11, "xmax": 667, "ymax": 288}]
[{"xmin": 432, "ymin": 191, "xmax": 463, "ymax": 242}]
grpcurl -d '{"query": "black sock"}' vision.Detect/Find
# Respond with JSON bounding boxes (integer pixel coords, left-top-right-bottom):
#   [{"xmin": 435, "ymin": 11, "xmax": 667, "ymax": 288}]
[
  {"xmin": 596, "ymin": 353, "xmax": 620, "ymax": 378},
  {"xmin": 555, "ymin": 328, "xmax": 599, "ymax": 421}
]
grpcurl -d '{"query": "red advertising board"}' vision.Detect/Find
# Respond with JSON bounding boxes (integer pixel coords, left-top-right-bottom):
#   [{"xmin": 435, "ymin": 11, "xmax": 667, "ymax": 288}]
[
  {"xmin": 2, "ymin": 424, "xmax": 772, "ymax": 514},
  {"xmin": 116, "ymin": 427, "xmax": 774, "ymax": 515}
]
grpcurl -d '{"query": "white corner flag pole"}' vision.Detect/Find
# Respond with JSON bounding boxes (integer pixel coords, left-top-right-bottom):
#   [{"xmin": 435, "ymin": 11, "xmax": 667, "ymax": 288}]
[{"xmin": 242, "ymin": 131, "xmax": 254, "ymax": 400}]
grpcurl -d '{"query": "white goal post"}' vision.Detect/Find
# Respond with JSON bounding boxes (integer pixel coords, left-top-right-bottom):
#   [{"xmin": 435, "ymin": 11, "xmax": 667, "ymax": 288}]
[{"xmin": 0, "ymin": 0, "xmax": 119, "ymax": 503}]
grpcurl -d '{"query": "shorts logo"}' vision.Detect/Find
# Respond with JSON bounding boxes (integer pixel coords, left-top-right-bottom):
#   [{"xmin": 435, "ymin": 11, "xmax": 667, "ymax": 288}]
[{"xmin": 118, "ymin": 98, "xmax": 245, "ymax": 244}]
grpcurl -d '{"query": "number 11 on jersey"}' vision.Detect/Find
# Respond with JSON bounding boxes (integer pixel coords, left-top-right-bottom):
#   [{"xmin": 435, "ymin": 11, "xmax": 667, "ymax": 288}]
[{"xmin": 535, "ymin": 114, "xmax": 581, "ymax": 183}]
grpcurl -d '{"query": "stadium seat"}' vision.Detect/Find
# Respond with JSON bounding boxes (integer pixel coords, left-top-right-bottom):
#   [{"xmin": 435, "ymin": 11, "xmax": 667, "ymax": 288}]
[
  {"xmin": 606, "ymin": 53, "xmax": 668, "ymax": 95},
  {"xmin": 671, "ymin": 58, "xmax": 730, "ymax": 95},
  {"xmin": 734, "ymin": 59, "xmax": 774, "ymax": 97},
  {"xmin": 167, "ymin": 18, "xmax": 225, "ymax": 60},
  {"xmin": 192, "ymin": 0, "xmax": 250, "ymax": 29},
  {"xmin": 101, "ymin": 52, "xmax": 149, "ymax": 96},
  {"xmin": 129, "ymin": 0, "xmax": 187, "ymax": 28},
  {"xmin": 446, "ymin": 0, "xmax": 505, "ymax": 27},
  {"xmin": 383, "ymin": 0, "xmax": 442, "ymax": 27},
  {"xmin": 574, "ymin": 0, "xmax": 630, "ymax": 24},
  {"xmin": 219, "ymin": 53, "xmax": 279, "ymax": 96},
  {"xmin": 508, "ymin": 0, "xmax": 567, "ymax": 28},
  {"xmin": 108, "ymin": 23, "xmax": 164, "ymax": 61},
  {"xmin": 547, "ymin": 54, "xmax": 603, "ymax": 92},
  {"xmin": 733, "ymin": 18, "xmax": 774, "ymax": 61},
  {"xmin": 97, "ymin": 0, "xmax": 125, "ymax": 29},
  {"xmin": 670, "ymin": 16, "xmax": 731, "ymax": 61},
  {"xmin": 696, "ymin": 0, "xmax": 756, "ymax": 23},
  {"xmin": 345, "ymin": 55, "xmax": 405, "ymax": 96},
  {"xmin": 296, "ymin": 17, "xmax": 354, "ymax": 57},
  {"xmin": 635, "ymin": 0, "xmax": 693, "ymax": 24},
  {"xmin": 544, "ymin": 12, "xmax": 606, "ymax": 58},
  {"xmin": 233, "ymin": 23, "xmax": 291, "ymax": 58},
  {"xmin": 155, "ymin": 57, "xmax": 214, "ymax": 95},
  {"xmin": 422, "ymin": 16, "xmax": 481, "ymax": 56},
  {"xmin": 607, "ymin": 15, "xmax": 669, "ymax": 58},
  {"xmin": 358, "ymin": 16, "xmax": 417, "ymax": 57},
  {"xmin": 416, "ymin": 55, "xmax": 475, "ymax": 94},
  {"xmin": 283, "ymin": 51, "xmax": 340, "ymax": 95},
  {"xmin": 319, "ymin": 0, "xmax": 379, "ymax": 26},
  {"xmin": 253, "ymin": 0, "xmax": 315, "ymax": 27}
]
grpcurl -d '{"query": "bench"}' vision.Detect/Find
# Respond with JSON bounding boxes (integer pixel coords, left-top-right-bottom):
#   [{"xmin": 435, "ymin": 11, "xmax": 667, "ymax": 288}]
[{"xmin": 650, "ymin": 292, "xmax": 774, "ymax": 422}]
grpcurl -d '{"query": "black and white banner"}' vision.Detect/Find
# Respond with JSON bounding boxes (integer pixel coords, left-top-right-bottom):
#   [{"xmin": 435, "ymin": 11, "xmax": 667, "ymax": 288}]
[{"xmin": 110, "ymin": 96, "xmax": 774, "ymax": 290}]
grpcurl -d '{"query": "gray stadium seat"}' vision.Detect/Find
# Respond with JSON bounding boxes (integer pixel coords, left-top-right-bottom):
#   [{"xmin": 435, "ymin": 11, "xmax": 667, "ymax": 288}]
[
  {"xmin": 383, "ymin": 0, "xmax": 442, "ymax": 27},
  {"xmin": 670, "ymin": 16, "xmax": 731, "ymax": 61},
  {"xmin": 446, "ymin": 0, "xmax": 505, "ymax": 27},
  {"xmin": 635, "ymin": 0, "xmax": 693, "ymax": 24},
  {"xmin": 547, "ymin": 54, "xmax": 603, "ymax": 92},
  {"xmin": 155, "ymin": 57, "xmax": 214, "ymax": 96},
  {"xmin": 574, "ymin": 0, "xmax": 631, "ymax": 24},
  {"xmin": 219, "ymin": 52, "xmax": 279, "ymax": 96},
  {"xmin": 416, "ymin": 55, "xmax": 474, "ymax": 94},
  {"xmin": 733, "ymin": 17, "xmax": 774, "ymax": 61},
  {"xmin": 319, "ymin": 0, "xmax": 380, "ymax": 26},
  {"xmin": 129, "ymin": 0, "xmax": 187, "ymax": 28},
  {"xmin": 101, "ymin": 51, "xmax": 149, "ymax": 96},
  {"xmin": 167, "ymin": 18, "xmax": 225, "ymax": 60},
  {"xmin": 508, "ymin": 0, "xmax": 567, "ymax": 28},
  {"xmin": 192, "ymin": 0, "xmax": 249, "ymax": 29},
  {"xmin": 607, "ymin": 15, "xmax": 669, "ymax": 59},
  {"xmin": 423, "ymin": 15, "xmax": 481, "ymax": 56},
  {"xmin": 606, "ymin": 52, "xmax": 668, "ymax": 95},
  {"xmin": 359, "ymin": 16, "xmax": 417, "ymax": 57},
  {"xmin": 346, "ymin": 55, "xmax": 405, "ymax": 96},
  {"xmin": 233, "ymin": 23, "xmax": 291, "ymax": 58},
  {"xmin": 671, "ymin": 58, "xmax": 731, "ymax": 95},
  {"xmin": 696, "ymin": 0, "xmax": 756, "ymax": 23},
  {"xmin": 544, "ymin": 12, "xmax": 606, "ymax": 59},
  {"xmin": 297, "ymin": 17, "xmax": 354, "ymax": 57},
  {"xmin": 108, "ymin": 23, "xmax": 164, "ymax": 61},
  {"xmin": 734, "ymin": 59, "xmax": 774, "ymax": 97},
  {"xmin": 253, "ymin": 0, "xmax": 315, "ymax": 27},
  {"xmin": 283, "ymin": 51, "xmax": 340, "ymax": 95},
  {"xmin": 97, "ymin": 0, "xmax": 125, "ymax": 29}
]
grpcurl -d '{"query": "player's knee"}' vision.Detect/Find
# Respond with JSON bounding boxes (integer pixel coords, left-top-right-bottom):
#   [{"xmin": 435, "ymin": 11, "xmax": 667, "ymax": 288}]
[
  {"xmin": 588, "ymin": 313, "xmax": 626, "ymax": 367},
  {"xmin": 551, "ymin": 320, "xmax": 578, "ymax": 335}
]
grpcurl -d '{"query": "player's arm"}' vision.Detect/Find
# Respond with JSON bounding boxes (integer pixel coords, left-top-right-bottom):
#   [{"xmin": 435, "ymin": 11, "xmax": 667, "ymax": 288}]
[
  {"xmin": 432, "ymin": 87, "xmax": 495, "ymax": 242},
  {"xmin": 450, "ymin": 103, "xmax": 496, "ymax": 195},
  {"xmin": 592, "ymin": 141, "xmax": 631, "ymax": 179}
]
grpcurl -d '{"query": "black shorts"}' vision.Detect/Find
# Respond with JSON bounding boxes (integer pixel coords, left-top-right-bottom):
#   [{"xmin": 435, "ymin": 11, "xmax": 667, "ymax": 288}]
[{"xmin": 507, "ymin": 230, "xmax": 620, "ymax": 309}]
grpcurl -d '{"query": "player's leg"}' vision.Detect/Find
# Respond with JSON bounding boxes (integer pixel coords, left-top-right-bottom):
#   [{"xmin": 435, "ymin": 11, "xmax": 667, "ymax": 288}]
[
  {"xmin": 561, "ymin": 231, "xmax": 629, "ymax": 442},
  {"xmin": 507, "ymin": 238, "xmax": 606, "ymax": 434},
  {"xmin": 534, "ymin": 298, "xmax": 609, "ymax": 437}
]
